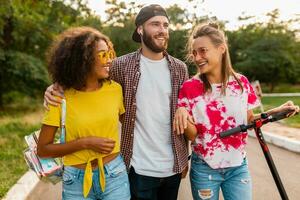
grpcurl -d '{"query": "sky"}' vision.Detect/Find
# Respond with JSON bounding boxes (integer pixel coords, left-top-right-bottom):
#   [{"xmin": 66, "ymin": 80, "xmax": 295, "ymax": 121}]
[{"xmin": 87, "ymin": 0, "xmax": 300, "ymax": 30}]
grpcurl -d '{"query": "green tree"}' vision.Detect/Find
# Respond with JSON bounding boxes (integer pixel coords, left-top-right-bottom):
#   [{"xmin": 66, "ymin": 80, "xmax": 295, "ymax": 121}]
[
  {"xmin": 0, "ymin": 0, "xmax": 103, "ymax": 108},
  {"xmin": 228, "ymin": 9, "xmax": 300, "ymax": 91}
]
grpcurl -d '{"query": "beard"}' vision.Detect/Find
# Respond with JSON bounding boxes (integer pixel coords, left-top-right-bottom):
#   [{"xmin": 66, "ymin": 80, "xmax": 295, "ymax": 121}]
[{"xmin": 142, "ymin": 29, "xmax": 168, "ymax": 53}]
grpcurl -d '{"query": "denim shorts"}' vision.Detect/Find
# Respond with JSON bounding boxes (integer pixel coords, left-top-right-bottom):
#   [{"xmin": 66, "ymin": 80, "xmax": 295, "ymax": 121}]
[
  {"xmin": 62, "ymin": 154, "xmax": 130, "ymax": 200},
  {"xmin": 190, "ymin": 153, "xmax": 252, "ymax": 200}
]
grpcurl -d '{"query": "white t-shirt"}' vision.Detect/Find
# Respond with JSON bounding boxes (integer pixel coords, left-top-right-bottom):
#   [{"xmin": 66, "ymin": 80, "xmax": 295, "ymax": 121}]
[{"xmin": 131, "ymin": 54, "xmax": 175, "ymax": 177}]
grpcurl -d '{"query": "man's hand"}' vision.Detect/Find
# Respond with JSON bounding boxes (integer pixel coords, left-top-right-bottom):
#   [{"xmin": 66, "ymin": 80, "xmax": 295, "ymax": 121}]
[
  {"xmin": 173, "ymin": 107, "xmax": 195, "ymax": 135},
  {"xmin": 81, "ymin": 137, "xmax": 116, "ymax": 154},
  {"xmin": 43, "ymin": 83, "xmax": 64, "ymax": 109}
]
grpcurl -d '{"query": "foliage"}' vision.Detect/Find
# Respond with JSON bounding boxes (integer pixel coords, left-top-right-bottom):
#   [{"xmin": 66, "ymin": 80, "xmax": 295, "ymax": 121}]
[
  {"xmin": 261, "ymin": 83, "xmax": 300, "ymax": 93},
  {"xmin": 228, "ymin": 9, "xmax": 300, "ymax": 91},
  {"xmin": 0, "ymin": 0, "xmax": 102, "ymax": 107},
  {"xmin": 1, "ymin": 0, "xmax": 299, "ymax": 105},
  {"xmin": 104, "ymin": 0, "xmax": 142, "ymax": 27},
  {"xmin": 1, "ymin": 50, "xmax": 49, "ymax": 97}
]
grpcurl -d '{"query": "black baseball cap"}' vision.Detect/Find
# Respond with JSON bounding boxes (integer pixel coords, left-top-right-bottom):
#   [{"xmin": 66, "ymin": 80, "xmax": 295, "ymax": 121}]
[{"xmin": 132, "ymin": 4, "xmax": 169, "ymax": 43}]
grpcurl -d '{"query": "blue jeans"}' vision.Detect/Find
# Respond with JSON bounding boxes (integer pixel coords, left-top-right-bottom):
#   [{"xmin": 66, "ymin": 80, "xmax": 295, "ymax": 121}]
[
  {"xmin": 190, "ymin": 153, "xmax": 252, "ymax": 200},
  {"xmin": 62, "ymin": 155, "xmax": 130, "ymax": 200}
]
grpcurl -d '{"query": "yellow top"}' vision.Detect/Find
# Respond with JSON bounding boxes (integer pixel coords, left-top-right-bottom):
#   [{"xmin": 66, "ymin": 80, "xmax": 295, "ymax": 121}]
[{"xmin": 42, "ymin": 80, "xmax": 125, "ymax": 197}]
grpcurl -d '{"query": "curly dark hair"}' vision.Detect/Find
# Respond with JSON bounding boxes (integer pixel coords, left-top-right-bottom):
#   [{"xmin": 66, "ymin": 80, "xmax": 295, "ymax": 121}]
[{"xmin": 47, "ymin": 26, "xmax": 114, "ymax": 90}]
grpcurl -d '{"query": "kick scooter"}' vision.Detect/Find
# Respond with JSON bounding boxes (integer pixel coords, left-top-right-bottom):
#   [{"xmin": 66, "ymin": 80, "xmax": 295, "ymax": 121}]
[{"xmin": 220, "ymin": 110, "xmax": 297, "ymax": 200}]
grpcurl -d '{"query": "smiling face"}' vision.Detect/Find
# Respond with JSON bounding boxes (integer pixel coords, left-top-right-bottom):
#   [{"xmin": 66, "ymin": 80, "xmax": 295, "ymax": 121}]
[
  {"xmin": 138, "ymin": 16, "xmax": 169, "ymax": 53},
  {"xmin": 91, "ymin": 39, "xmax": 112, "ymax": 80},
  {"xmin": 192, "ymin": 36, "xmax": 225, "ymax": 76}
]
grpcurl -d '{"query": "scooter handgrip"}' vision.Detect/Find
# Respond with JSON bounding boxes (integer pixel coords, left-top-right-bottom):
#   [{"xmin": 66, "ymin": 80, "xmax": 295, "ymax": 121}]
[
  {"xmin": 220, "ymin": 126, "xmax": 242, "ymax": 138},
  {"xmin": 270, "ymin": 110, "xmax": 294, "ymax": 122}
]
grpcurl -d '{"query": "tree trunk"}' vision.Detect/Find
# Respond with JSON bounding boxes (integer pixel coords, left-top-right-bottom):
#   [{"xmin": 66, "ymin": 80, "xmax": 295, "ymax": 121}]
[
  {"xmin": 0, "ymin": 1, "xmax": 14, "ymax": 108},
  {"xmin": 2, "ymin": 2, "xmax": 14, "ymax": 49},
  {"xmin": 270, "ymin": 82, "xmax": 275, "ymax": 93}
]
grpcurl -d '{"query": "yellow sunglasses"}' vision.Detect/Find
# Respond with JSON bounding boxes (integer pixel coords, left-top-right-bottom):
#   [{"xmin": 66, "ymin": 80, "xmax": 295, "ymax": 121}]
[{"xmin": 98, "ymin": 50, "xmax": 116, "ymax": 65}]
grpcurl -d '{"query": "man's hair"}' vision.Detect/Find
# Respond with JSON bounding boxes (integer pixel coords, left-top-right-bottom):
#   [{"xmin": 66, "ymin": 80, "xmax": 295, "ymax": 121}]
[{"xmin": 47, "ymin": 26, "xmax": 114, "ymax": 90}]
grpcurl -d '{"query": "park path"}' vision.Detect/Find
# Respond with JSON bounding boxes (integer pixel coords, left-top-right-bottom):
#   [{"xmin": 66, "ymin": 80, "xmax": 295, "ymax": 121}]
[{"xmin": 26, "ymin": 136, "xmax": 300, "ymax": 200}]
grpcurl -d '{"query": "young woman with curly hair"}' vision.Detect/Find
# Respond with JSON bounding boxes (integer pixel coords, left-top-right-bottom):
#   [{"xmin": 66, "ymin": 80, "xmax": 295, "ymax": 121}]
[{"xmin": 37, "ymin": 27, "xmax": 130, "ymax": 200}]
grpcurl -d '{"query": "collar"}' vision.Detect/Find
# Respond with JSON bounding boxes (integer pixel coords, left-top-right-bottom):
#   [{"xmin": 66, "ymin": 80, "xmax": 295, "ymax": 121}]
[{"xmin": 135, "ymin": 48, "xmax": 174, "ymax": 67}]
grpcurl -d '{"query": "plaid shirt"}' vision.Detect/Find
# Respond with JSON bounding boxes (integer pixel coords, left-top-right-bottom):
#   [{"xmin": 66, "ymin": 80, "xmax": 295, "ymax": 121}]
[{"xmin": 110, "ymin": 49, "xmax": 189, "ymax": 174}]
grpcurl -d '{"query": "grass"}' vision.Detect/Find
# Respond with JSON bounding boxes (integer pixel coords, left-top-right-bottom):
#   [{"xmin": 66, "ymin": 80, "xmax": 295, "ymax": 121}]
[
  {"xmin": 0, "ymin": 95, "xmax": 44, "ymax": 198},
  {"xmin": 256, "ymin": 96, "xmax": 300, "ymax": 128},
  {"xmin": 261, "ymin": 83, "xmax": 300, "ymax": 93}
]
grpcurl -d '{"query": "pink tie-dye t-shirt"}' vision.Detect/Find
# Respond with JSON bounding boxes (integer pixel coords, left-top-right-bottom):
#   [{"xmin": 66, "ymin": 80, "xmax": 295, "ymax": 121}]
[{"xmin": 178, "ymin": 74, "xmax": 260, "ymax": 169}]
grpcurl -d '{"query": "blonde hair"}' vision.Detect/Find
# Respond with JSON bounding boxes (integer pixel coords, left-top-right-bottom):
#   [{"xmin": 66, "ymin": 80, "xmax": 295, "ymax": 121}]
[{"xmin": 186, "ymin": 22, "xmax": 243, "ymax": 95}]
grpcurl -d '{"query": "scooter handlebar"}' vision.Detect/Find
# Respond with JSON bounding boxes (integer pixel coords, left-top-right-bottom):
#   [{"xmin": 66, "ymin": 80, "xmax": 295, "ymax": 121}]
[
  {"xmin": 220, "ymin": 110, "xmax": 296, "ymax": 138},
  {"xmin": 220, "ymin": 125, "xmax": 246, "ymax": 138},
  {"xmin": 270, "ymin": 109, "xmax": 296, "ymax": 122}
]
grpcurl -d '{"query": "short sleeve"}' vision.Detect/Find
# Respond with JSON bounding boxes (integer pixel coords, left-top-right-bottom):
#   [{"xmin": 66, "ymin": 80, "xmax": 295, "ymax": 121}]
[
  {"xmin": 119, "ymin": 96, "xmax": 125, "ymax": 115},
  {"xmin": 118, "ymin": 85, "xmax": 125, "ymax": 115},
  {"xmin": 42, "ymin": 104, "xmax": 61, "ymax": 127},
  {"xmin": 177, "ymin": 84, "xmax": 192, "ymax": 115},
  {"xmin": 241, "ymin": 76, "xmax": 260, "ymax": 110}
]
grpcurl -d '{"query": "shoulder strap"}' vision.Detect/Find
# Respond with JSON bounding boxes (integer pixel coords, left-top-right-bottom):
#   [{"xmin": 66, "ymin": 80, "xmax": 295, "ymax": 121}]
[{"xmin": 60, "ymin": 99, "xmax": 66, "ymax": 143}]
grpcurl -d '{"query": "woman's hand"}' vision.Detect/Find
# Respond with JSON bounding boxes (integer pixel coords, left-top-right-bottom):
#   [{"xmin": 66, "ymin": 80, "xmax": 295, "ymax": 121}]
[
  {"xmin": 270, "ymin": 100, "xmax": 299, "ymax": 117},
  {"xmin": 248, "ymin": 100, "xmax": 299, "ymax": 123},
  {"xmin": 173, "ymin": 107, "xmax": 195, "ymax": 135},
  {"xmin": 43, "ymin": 83, "xmax": 64, "ymax": 109},
  {"xmin": 82, "ymin": 137, "xmax": 116, "ymax": 154},
  {"xmin": 37, "ymin": 128, "xmax": 116, "ymax": 158}
]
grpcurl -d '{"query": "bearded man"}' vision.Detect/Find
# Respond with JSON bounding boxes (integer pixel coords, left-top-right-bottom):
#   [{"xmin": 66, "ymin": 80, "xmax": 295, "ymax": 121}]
[{"xmin": 112, "ymin": 5, "xmax": 189, "ymax": 199}]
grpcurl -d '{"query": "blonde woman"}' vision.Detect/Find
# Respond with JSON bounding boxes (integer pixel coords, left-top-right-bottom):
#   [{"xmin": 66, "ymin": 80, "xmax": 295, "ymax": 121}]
[{"xmin": 174, "ymin": 23, "xmax": 299, "ymax": 200}]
